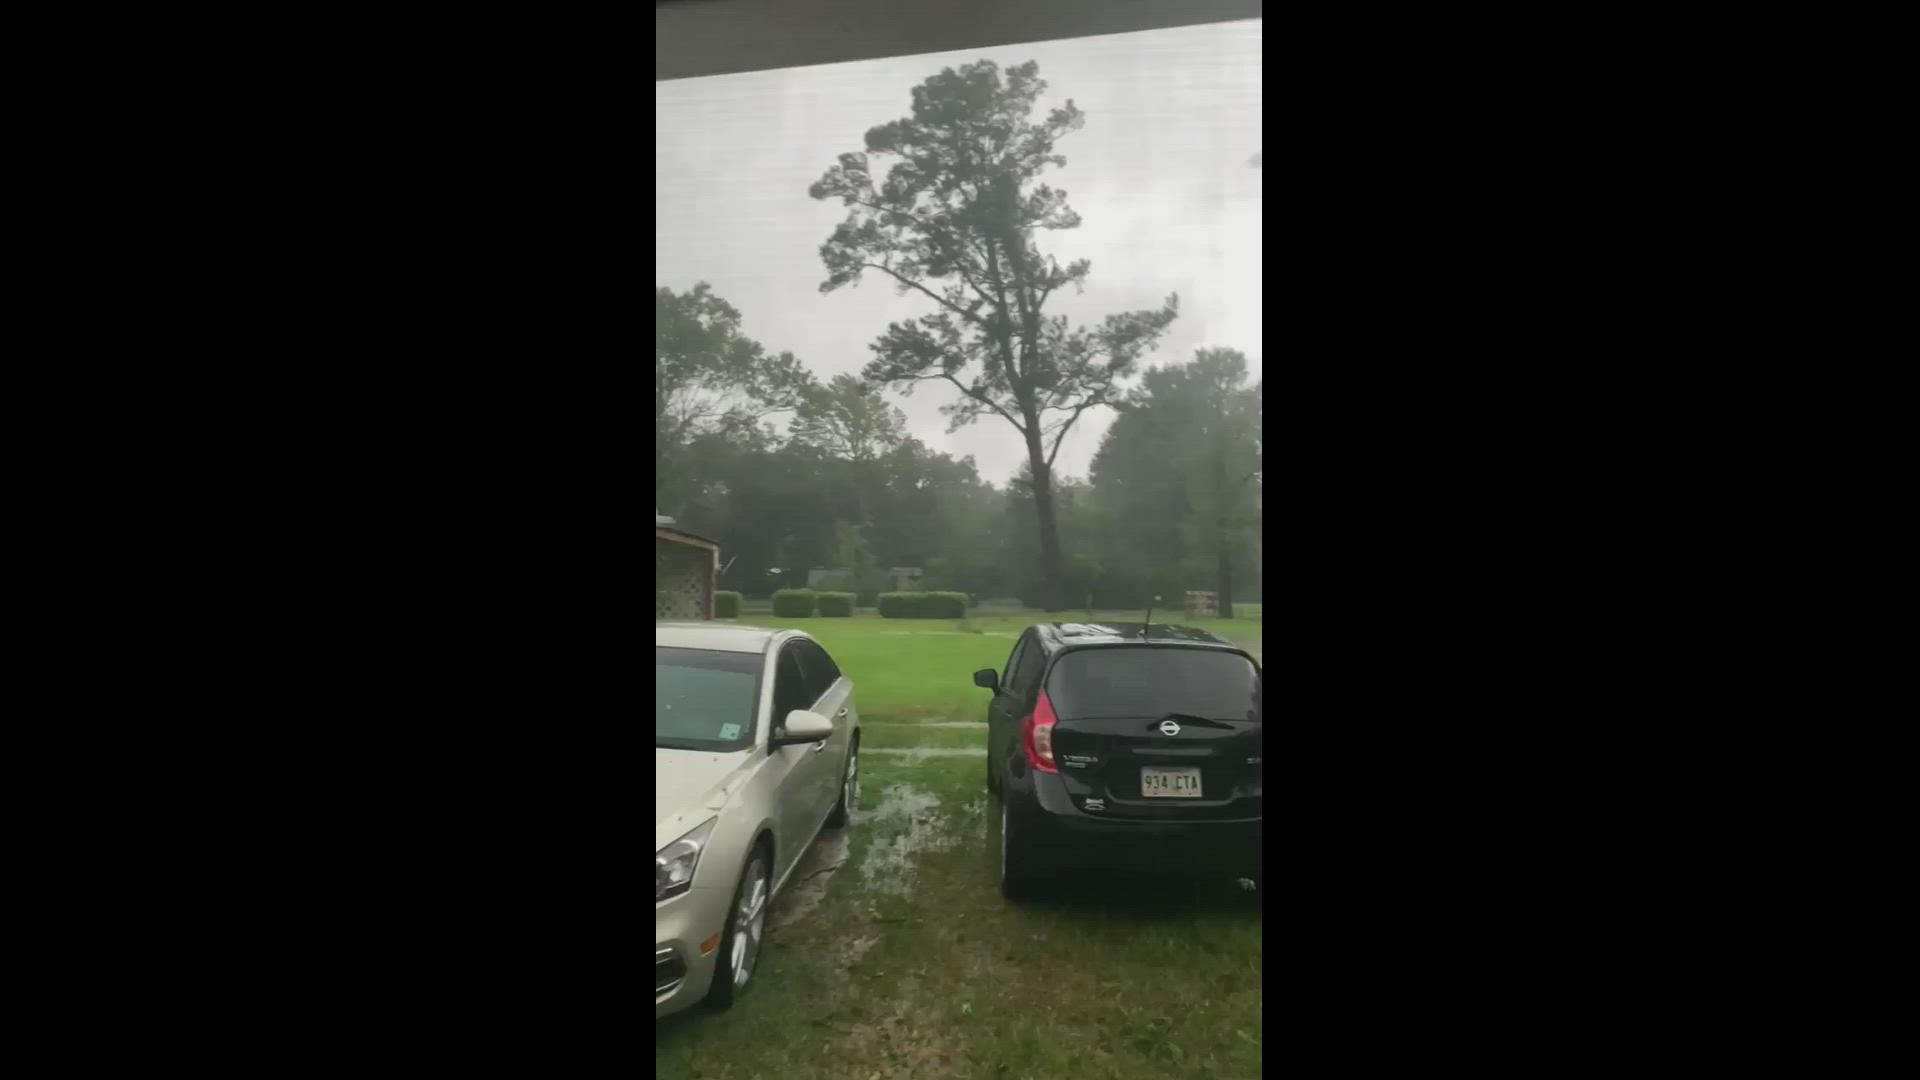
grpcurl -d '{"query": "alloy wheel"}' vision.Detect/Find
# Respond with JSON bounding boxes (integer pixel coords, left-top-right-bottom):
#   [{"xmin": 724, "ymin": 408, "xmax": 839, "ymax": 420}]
[
  {"xmin": 730, "ymin": 857, "xmax": 769, "ymax": 988},
  {"xmin": 844, "ymin": 748, "xmax": 859, "ymax": 822}
]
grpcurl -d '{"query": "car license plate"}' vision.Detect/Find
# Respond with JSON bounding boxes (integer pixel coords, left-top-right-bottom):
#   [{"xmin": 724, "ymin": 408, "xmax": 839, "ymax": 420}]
[{"xmin": 1140, "ymin": 766, "xmax": 1203, "ymax": 798}]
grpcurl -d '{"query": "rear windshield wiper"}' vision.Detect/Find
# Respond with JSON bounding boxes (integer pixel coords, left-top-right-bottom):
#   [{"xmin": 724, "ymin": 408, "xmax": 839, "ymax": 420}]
[{"xmin": 1157, "ymin": 713, "xmax": 1245, "ymax": 730}]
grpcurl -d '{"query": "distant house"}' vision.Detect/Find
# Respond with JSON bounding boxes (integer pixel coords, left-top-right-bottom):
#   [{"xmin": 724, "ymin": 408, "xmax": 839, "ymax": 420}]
[
  {"xmin": 888, "ymin": 566, "xmax": 923, "ymax": 591},
  {"xmin": 656, "ymin": 512, "xmax": 719, "ymax": 620}
]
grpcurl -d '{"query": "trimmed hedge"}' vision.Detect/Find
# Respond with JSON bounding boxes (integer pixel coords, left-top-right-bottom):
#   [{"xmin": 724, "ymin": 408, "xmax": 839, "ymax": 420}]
[
  {"xmin": 877, "ymin": 591, "xmax": 970, "ymax": 619},
  {"xmin": 771, "ymin": 588, "xmax": 817, "ymax": 617},
  {"xmin": 815, "ymin": 592, "xmax": 856, "ymax": 617},
  {"xmin": 714, "ymin": 590, "xmax": 741, "ymax": 618}
]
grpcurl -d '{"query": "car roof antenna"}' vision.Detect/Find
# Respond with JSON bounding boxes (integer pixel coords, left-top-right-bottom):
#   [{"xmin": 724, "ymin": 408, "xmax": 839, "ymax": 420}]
[{"xmin": 1143, "ymin": 594, "xmax": 1159, "ymax": 643}]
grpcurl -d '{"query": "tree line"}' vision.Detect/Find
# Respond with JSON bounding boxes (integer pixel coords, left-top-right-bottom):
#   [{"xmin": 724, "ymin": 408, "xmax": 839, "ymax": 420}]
[{"xmin": 656, "ymin": 59, "xmax": 1260, "ymax": 614}]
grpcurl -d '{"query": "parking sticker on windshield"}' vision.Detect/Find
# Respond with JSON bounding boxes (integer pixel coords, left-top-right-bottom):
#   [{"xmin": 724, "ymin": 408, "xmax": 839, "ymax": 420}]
[{"xmin": 719, "ymin": 723, "xmax": 742, "ymax": 740}]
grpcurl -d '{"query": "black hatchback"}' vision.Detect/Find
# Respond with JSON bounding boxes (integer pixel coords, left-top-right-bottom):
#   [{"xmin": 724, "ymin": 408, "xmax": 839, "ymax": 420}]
[{"xmin": 974, "ymin": 622, "xmax": 1262, "ymax": 900}]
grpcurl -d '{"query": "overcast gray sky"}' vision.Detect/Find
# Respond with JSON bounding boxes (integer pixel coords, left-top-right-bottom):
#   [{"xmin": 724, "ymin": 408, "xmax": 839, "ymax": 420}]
[{"xmin": 657, "ymin": 18, "xmax": 1261, "ymax": 487}]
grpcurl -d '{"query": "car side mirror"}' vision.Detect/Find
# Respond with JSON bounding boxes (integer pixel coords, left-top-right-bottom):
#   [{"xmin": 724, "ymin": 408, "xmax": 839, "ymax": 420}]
[
  {"xmin": 973, "ymin": 669, "xmax": 999, "ymax": 691},
  {"xmin": 773, "ymin": 709, "xmax": 833, "ymax": 747}
]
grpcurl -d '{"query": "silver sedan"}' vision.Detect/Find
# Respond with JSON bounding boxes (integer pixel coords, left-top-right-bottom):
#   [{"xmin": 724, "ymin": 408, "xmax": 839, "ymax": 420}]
[{"xmin": 655, "ymin": 623, "xmax": 860, "ymax": 1019}]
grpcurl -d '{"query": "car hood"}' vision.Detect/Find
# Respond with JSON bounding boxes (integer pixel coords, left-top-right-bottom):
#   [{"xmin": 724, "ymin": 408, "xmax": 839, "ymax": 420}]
[{"xmin": 656, "ymin": 747, "xmax": 756, "ymax": 850}]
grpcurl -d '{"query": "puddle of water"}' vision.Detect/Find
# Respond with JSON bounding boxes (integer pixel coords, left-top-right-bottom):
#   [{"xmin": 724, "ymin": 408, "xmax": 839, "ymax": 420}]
[
  {"xmin": 841, "ymin": 932, "xmax": 881, "ymax": 965},
  {"xmin": 771, "ymin": 773, "xmax": 992, "ymax": 934},
  {"xmin": 768, "ymin": 828, "xmax": 850, "ymax": 930},
  {"xmin": 858, "ymin": 784, "xmax": 953, "ymax": 895},
  {"xmin": 864, "ymin": 747, "xmax": 988, "ymax": 765},
  {"xmin": 960, "ymin": 796, "xmax": 988, "ymax": 840},
  {"xmin": 865, "ymin": 784, "xmax": 941, "ymax": 826}
]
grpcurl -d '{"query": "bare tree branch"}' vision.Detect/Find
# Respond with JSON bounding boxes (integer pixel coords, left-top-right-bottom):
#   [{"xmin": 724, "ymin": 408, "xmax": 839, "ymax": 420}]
[
  {"xmin": 858, "ymin": 262, "xmax": 990, "ymax": 328},
  {"xmin": 935, "ymin": 371, "xmax": 1024, "ymax": 430},
  {"xmin": 1045, "ymin": 402, "xmax": 1098, "ymax": 470}
]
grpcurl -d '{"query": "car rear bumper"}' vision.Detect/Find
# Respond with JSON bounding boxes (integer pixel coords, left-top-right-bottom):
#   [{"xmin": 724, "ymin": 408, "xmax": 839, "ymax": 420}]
[
  {"xmin": 655, "ymin": 883, "xmax": 732, "ymax": 1019},
  {"xmin": 1009, "ymin": 773, "xmax": 1261, "ymax": 875}
]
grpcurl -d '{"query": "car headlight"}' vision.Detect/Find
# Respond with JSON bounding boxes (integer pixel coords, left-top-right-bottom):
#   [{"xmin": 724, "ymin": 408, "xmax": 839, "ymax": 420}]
[{"xmin": 656, "ymin": 818, "xmax": 718, "ymax": 902}]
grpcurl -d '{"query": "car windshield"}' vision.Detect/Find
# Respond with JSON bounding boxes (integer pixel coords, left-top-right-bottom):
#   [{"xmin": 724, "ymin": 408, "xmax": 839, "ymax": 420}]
[
  {"xmin": 1046, "ymin": 647, "xmax": 1261, "ymax": 722},
  {"xmin": 657, "ymin": 646, "xmax": 762, "ymax": 751}
]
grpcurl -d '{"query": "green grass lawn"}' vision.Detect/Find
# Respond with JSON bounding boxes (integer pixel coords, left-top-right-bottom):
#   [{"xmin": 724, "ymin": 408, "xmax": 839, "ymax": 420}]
[
  {"xmin": 728, "ymin": 609, "xmax": 1263, "ymax": 724},
  {"xmin": 656, "ymin": 611, "xmax": 1264, "ymax": 1079}
]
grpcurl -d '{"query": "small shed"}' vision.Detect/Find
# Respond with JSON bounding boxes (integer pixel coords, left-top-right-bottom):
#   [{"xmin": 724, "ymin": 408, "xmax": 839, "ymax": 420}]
[{"xmin": 656, "ymin": 513, "xmax": 720, "ymax": 620}]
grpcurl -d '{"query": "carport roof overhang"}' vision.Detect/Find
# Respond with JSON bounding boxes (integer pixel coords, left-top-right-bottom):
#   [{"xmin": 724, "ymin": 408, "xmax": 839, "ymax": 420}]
[
  {"xmin": 656, "ymin": 0, "xmax": 1263, "ymax": 82},
  {"xmin": 656, "ymin": 525, "xmax": 719, "ymax": 552}
]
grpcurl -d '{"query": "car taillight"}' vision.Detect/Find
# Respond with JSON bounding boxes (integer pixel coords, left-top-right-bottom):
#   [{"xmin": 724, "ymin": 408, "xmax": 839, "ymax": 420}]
[{"xmin": 1022, "ymin": 689, "xmax": 1059, "ymax": 773}]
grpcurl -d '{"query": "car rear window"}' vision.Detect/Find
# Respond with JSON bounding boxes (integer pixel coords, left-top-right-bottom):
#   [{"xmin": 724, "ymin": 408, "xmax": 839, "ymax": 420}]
[
  {"xmin": 657, "ymin": 647, "xmax": 763, "ymax": 751},
  {"xmin": 1045, "ymin": 647, "xmax": 1260, "ymax": 722}
]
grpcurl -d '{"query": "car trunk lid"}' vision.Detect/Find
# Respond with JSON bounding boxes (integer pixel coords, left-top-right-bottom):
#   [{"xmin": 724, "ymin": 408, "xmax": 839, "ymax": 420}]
[{"xmin": 1044, "ymin": 645, "xmax": 1262, "ymax": 821}]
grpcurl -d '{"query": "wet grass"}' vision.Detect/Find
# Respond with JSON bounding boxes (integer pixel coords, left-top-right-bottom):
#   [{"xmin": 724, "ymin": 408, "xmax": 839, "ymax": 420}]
[
  {"xmin": 729, "ymin": 610, "xmax": 1263, "ymax": 723},
  {"xmin": 862, "ymin": 725, "xmax": 985, "ymax": 751},
  {"xmin": 657, "ymin": 610, "xmax": 1264, "ymax": 1078}
]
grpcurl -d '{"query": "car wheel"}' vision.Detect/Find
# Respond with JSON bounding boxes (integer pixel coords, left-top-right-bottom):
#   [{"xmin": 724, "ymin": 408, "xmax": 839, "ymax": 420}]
[
  {"xmin": 826, "ymin": 738, "xmax": 858, "ymax": 828},
  {"xmin": 704, "ymin": 846, "xmax": 770, "ymax": 1010},
  {"xmin": 997, "ymin": 792, "xmax": 1041, "ymax": 902}
]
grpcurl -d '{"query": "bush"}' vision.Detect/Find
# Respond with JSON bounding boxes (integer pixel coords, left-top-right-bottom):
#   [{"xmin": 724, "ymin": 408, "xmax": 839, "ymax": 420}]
[
  {"xmin": 877, "ymin": 591, "xmax": 970, "ymax": 619},
  {"xmin": 816, "ymin": 592, "xmax": 856, "ymax": 617},
  {"xmin": 713, "ymin": 590, "xmax": 742, "ymax": 618},
  {"xmin": 771, "ymin": 588, "xmax": 817, "ymax": 617}
]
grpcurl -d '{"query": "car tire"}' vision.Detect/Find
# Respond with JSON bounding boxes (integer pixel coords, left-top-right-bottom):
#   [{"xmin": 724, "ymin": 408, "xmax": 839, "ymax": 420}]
[
  {"xmin": 997, "ymin": 791, "xmax": 1042, "ymax": 902},
  {"xmin": 704, "ymin": 844, "xmax": 771, "ymax": 1011},
  {"xmin": 825, "ymin": 737, "xmax": 858, "ymax": 828}
]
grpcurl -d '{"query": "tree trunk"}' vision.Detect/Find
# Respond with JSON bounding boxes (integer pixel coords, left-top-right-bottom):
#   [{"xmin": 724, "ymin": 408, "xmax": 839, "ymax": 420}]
[
  {"xmin": 1216, "ymin": 538, "xmax": 1234, "ymax": 620},
  {"xmin": 1023, "ymin": 426, "xmax": 1065, "ymax": 610},
  {"xmin": 855, "ymin": 461, "xmax": 872, "ymax": 532},
  {"xmin": 1214, "ymin": 456, "xmax": 1234, "ymax": 619}
]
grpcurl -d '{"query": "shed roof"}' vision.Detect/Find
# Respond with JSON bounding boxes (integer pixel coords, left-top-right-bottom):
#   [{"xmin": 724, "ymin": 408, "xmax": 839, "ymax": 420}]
[{"xmin": 656, "ymin": 524, "xmax": 719, "ymax": 551}]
